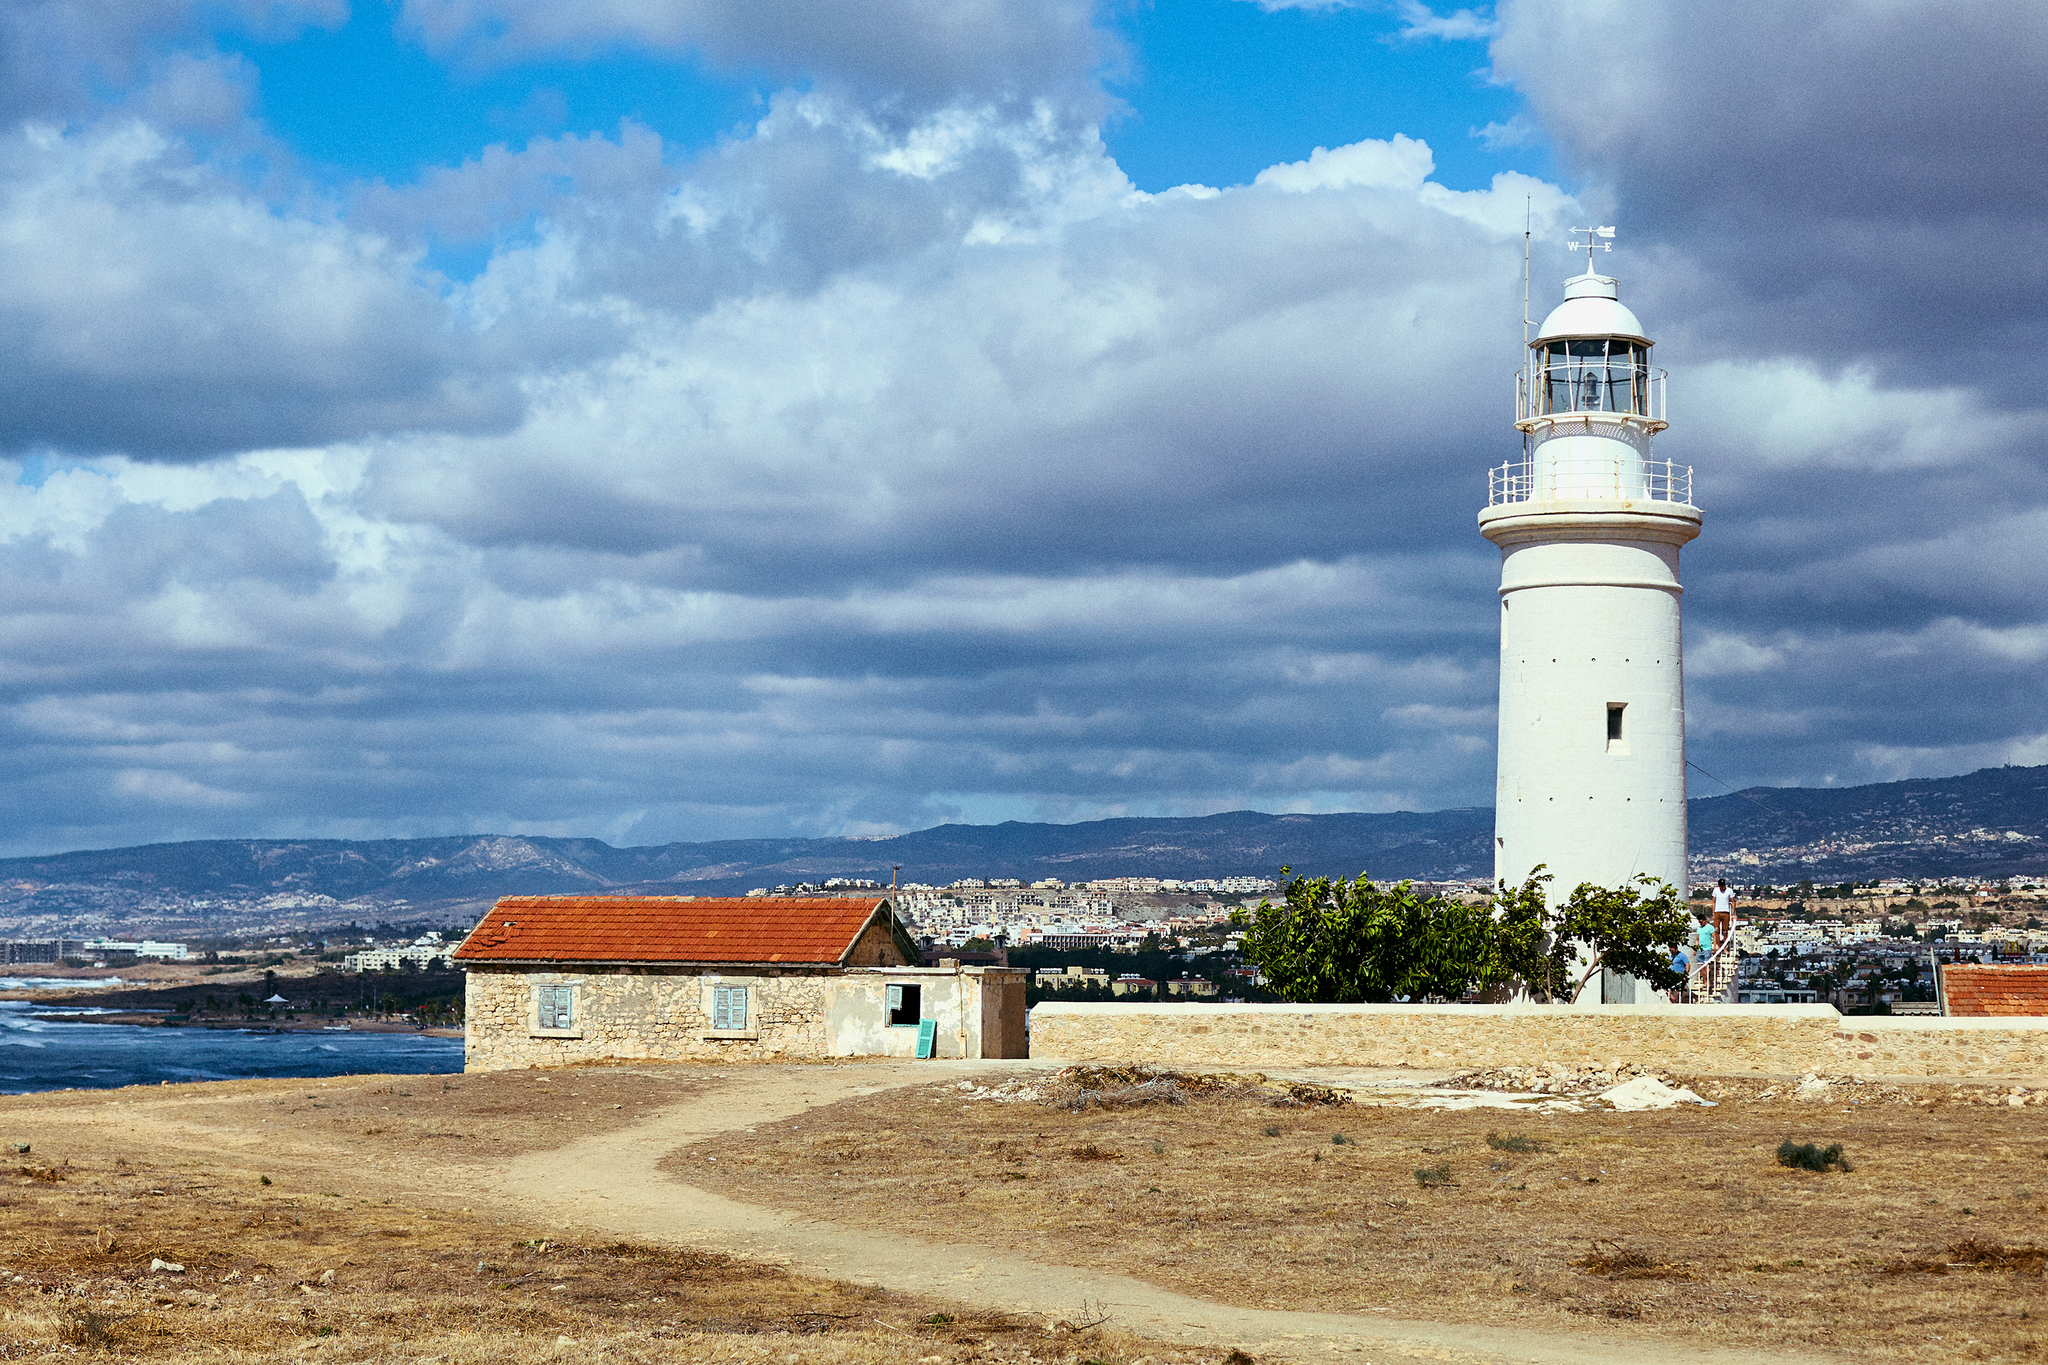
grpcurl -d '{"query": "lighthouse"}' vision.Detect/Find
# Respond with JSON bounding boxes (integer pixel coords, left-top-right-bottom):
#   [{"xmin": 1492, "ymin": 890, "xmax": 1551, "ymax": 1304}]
[{"xmin": 1480, "ymin": 231, "xmax": 1699, "ymax": 1003}]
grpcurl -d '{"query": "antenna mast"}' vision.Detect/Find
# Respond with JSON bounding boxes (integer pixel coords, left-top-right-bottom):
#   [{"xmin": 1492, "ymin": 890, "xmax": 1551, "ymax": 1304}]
[{"xmin": 1522, "ymin": 197, "xmax": 1531, "ymax": 351}]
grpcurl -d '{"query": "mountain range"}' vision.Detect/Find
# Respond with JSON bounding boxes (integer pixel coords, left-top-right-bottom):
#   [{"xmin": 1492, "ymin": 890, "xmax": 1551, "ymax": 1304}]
[{"xmin": 2, "ymin": 764, "xmax": 2045, "ymax": 937}]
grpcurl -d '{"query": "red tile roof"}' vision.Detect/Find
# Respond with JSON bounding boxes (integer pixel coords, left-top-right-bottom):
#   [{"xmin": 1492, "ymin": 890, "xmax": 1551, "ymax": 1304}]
[
  {"xmin": 1941, "ymin": 964, "xmax": 2048, "ymax": 1017},
  {"xmin": 452, "ymin": 896, "xmax": 895, "ymax": 966}
]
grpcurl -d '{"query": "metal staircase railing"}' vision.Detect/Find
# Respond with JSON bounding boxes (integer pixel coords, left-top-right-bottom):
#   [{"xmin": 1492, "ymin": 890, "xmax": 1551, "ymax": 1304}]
[{"xmin": 1685, "ymin": 943, "xmax": 1738, "ymax": 1004}]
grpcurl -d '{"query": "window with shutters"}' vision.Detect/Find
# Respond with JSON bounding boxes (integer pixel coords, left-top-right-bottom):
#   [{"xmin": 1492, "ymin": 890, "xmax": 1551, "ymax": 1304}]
[
  {"xmin": 711, "ymin": 984, "xmax": 748, "ymax": 1031},
  {"xmin": 886, "ymin": 982, "xmax": 922, "ymax": 1027},
  {"xmin": 532, "ymin": 984, "xmax": 577, "ymax": 1035}
]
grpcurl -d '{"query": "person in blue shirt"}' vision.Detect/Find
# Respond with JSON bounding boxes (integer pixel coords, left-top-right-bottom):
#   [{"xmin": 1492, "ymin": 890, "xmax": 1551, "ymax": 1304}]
[
  {"xmin": 1696, "ymin": 913, "xmax": 1716, "ymax": 962},
  {"xmin": 1669, "ymin": 943, "xmax": 1695, "ymax": 1001}
]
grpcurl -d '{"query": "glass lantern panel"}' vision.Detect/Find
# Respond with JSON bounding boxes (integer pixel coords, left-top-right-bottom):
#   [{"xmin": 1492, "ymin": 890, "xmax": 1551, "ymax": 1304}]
[{"xmin": 1538, "ymin": 339, "xmax": 1649, "ymax": 416}]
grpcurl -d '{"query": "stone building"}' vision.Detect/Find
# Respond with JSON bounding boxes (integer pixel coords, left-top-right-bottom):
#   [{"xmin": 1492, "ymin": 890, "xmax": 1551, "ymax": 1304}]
[{"xmin": 455, "ymin": 895, "xmax": 1028, "ymax": 1071}]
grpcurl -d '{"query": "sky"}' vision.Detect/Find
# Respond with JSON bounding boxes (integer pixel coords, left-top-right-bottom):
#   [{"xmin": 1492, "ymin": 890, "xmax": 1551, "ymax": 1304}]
[{"xmin": 0, "ymin": 0, "xmax": 2043, "ymax": 857}]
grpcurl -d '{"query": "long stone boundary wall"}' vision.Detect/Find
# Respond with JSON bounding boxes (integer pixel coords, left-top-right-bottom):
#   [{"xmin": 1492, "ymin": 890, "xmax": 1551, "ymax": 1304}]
[{"xmin": 1028, "ymin": 1002, "xmax": 2048, "ymax": 1080}]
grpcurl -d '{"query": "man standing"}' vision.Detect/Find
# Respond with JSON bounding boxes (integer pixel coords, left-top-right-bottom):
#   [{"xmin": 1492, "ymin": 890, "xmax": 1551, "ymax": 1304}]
[
  {"xmin": 1669, "ymin": 942, "xmax": 1695, "ymax": 1002},
  {"xmin": 1711, "ymin": 879, "xmax": 1738, "ymax": 963}
]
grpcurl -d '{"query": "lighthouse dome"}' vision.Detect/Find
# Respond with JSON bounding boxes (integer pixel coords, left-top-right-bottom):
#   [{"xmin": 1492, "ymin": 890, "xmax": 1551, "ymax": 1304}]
[{"xmin": 1534, "ymin": 272, "xmax": 1648, "ymax": 344}]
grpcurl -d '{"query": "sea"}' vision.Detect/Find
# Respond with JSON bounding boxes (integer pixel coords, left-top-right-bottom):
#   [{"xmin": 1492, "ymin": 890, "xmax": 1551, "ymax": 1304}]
[{"xmin": 0, "ymin": 978, "xmax": 464, "ymax": 1095}]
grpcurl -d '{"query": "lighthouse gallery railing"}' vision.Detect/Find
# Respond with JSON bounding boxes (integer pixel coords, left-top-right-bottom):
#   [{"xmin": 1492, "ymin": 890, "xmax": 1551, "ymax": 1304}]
[{"xmin": 1489, "ymin": 457, "xmax": 1693, "ymax": 506}]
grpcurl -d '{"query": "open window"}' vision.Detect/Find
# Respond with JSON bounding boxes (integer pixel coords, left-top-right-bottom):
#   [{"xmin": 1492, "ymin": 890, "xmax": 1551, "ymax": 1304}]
[
  {"xmin": 886, "ymin": 982, "xmax": 922, "ymax": 1027},
  {"xmin": 1606, "ymin": 703, "xmax": 1627, "ymax": 754}
]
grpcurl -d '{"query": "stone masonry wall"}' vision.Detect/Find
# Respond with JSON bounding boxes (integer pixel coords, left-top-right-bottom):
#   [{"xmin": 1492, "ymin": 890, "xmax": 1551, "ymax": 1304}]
[
  {"xmin": 1821, "ymin": 1016, "xmax": 2048, "ymax": 1077},
  {"xmin": 464, "ymin": 966, "xmax": 830, "ymax": 1071},
  {"xmin": 1029, "ymin": 1002, "xmax": 2048, "ymax": 1080}
]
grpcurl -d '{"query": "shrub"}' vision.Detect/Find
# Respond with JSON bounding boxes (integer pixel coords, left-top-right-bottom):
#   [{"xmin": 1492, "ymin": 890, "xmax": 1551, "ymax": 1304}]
[
  {"xmin": 1413, "ymin": 1163, "xmax": 1453, "ymax": 1188},
  {"xmin": 1573, "ymin": 1246, "xmax": 1656, "ymax": 1275},
  {"xmin": 1486, "ymin": 1131, "xmax": 1548, "ymax": 1154},
  {"xmin": 59, "ymin": 1307, "xmax": 122, "ymax": 1348},
  {"xmin": 1948, "ymin": 1238, "xmax": 2048, "ymax": 1274},
  {"xmin": 1776, "ymin": 1138, "xmax": 1852, "ymax": 1172}
]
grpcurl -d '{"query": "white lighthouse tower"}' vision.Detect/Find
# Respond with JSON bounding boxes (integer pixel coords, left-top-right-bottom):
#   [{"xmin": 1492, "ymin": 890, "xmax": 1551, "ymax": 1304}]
[{"xmin": 1479, "ymin": 230, "xmax": 1699, "ymax": 1003}]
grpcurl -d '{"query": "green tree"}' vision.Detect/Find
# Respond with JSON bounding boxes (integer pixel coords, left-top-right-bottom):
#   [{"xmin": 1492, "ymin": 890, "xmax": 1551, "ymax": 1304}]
[
  {"xmin": 1233, "ymin": 868, "xmax": 1506, "ymax": 1003},
  {"xmin": 1236, "ymin": 865, "xmax": 1691, "ymax": 1004},
  {"xmin": 1553, "ymin": 875, "xmax": 1692, "ymax": 998},
  {"xmin": 1492, "ymin": 868, "xmax": 1574, "ymax": 1002}
]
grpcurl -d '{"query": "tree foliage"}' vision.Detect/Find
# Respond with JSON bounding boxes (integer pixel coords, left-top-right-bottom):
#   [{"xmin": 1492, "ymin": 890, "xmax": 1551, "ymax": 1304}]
[
  {"xmin": 1232, "ymin": 867, "xmax": 1507, "ymax": 1004},
  {"xmin": 1492, "ymin": 867, "xmax": 1572, "ymax": 1002},
  {"xmin": 1553, "ymin": 873, "xmax": 1692, "ymax": 997},
  {"xmin": 1233, "ymin": 863, "xmax": 1690, "ymax": 1004}
]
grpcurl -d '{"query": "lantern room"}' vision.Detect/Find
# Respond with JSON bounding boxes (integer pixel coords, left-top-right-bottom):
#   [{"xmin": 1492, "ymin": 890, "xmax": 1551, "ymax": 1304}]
[
  {"xmin": 1520, "ymin": 272, "xmax": 1664, "ymax": 429},
  {"xmin": 1499, "ymin": 269, "xmax": 1685, "ymax": 505}
]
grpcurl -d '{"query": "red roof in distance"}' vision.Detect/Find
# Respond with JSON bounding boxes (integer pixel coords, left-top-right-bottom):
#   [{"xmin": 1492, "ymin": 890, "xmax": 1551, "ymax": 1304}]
[
  {"xmin": 1942, "ymin": 964, "xmax": 2048, "ymax": 1017},
  {"xmin": 453, "ymin": 896, "xmax": 897, "ymax": 966}
]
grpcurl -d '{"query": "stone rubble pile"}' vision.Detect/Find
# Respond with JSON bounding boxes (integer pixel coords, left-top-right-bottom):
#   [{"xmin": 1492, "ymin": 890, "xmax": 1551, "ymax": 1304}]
[
  {"xmin": 1435, "ymin": 1061, "xmax": 1666, "ymax": 1097},
  {"xmin": 1749, "ymin": 1073, "xmax": 2048, "ymax": 1107},
  {"xmin": 950, "ymin": 1078, "xmax": 1046, "ymax": 1103}
]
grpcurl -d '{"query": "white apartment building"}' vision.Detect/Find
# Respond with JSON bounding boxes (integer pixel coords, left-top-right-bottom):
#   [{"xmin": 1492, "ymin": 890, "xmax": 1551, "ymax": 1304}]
[
  {"xmin": 80, "ymin": 938, "xmax": 189, "ymax": 961},
  {"xmin": 344, "ymin": 937, "xmax": 458, "ymax": 971}
]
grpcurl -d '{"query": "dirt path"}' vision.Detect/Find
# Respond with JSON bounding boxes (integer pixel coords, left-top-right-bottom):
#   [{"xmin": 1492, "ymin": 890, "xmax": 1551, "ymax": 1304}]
[{"xmin": 473, "ymin": 1061, "xmax": 1845, "ymax": 1365}]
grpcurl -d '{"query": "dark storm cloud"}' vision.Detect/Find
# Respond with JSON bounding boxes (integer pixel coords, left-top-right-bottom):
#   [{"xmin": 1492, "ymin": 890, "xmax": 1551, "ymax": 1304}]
[
  {"xmin": 1493, "ymin": 0, "xmax": 2048, "ymax": 793},
  {"xmin": 1493, "ymin": 0, "xmax": 2048, "ymax": 385}
]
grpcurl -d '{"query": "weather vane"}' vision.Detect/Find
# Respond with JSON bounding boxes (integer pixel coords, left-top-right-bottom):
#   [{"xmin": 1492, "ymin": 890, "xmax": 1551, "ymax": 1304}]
[{"xmin": 1569, "ymin": 224, "xmax": 1615, "ymax": 273}]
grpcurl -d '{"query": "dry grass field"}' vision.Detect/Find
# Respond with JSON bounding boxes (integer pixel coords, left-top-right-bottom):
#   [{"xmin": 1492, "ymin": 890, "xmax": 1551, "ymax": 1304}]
[
  {"xmin": 690, "ymin": 1069, "xmax": 2048, "ymax": 1363},
  {"xmin": 0, "ymin": 1068, "xmax": 1217, "ymax": 1364}
]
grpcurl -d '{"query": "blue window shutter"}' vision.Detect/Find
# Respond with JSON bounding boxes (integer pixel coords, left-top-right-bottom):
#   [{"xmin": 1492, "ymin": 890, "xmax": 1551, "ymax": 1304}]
[
  {"xmin": 887, "ymin": 984, "xmax": 903, "ymax": 1012},
  {"xmin": 916, "ymin": 1018, "xmax": 936, "ymax": 1058},
  {"xmin": 538, "ymin": 985, "xmax": 571, "ymax": 1030},
  {"xmin": 712, "ymin": 985, "xmax": 748, "ymax": 1030}
]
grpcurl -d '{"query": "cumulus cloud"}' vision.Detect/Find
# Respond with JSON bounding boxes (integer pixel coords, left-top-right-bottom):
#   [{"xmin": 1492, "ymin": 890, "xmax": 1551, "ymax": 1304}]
[
  {"xmin": 0, "ymin": 0, "xmax": 343, "ymax": 125},
  {"xmin": 1390, "ymin": 2, "xmax": 1497, "ymax": 41},
  {"xmin": 0, "ymin": 101, "xmax": 1557, "ymax": 851},
  {"xmin": 0, "ymin": 122, "xmax": 517, "ymax": 459},
  {"xmin": 0, "ymin": 0, "xmax": 2041, "ymax": 856},
  {"xmin": 1232, "ymin": 0, "xmax": 1497, "ymax": 42},
  {"xmin": 398, "ymin": 0, "xmax": 1110, "ymax": 116}
]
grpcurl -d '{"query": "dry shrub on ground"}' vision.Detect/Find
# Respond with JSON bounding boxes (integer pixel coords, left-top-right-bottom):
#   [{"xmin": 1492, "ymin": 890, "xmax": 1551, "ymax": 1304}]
[
  {"xmin": 691, "ymin": 1072, "xmax": 2048, "ymax": 1363},
  {"xmin": 1051, "ymin": 1064, "xmax": 1354, "ymax": 1113}
]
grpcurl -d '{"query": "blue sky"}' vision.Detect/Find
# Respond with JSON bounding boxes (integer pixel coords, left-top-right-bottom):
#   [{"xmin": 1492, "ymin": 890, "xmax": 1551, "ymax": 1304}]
[
  {"xmin": 0, "ymin": 0, "xmax": 2040, "ymax": 856},
  {"xmin": 213, "ymin": 0, "xmax": 1547, "ymax": 275},
  {"xmin": 220, "ymin": 1, "xmax": 1538, "ymax": 186}
]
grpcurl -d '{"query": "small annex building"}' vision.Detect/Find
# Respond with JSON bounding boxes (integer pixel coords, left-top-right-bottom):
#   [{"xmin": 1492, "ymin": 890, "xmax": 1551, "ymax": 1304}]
[{"xmin": 454, "ymin": 895, "xmax": 1027, "ymax": 1071}]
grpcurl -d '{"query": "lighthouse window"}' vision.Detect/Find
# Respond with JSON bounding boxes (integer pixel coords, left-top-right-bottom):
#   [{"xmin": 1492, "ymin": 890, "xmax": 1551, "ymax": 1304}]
[
  {"xmin": 1538, "ymin": 339, "xmax": 1650, "ymax": 416},
  {"xmin": 1607, "ymin": 703, "xmax": 1626, "ymax": 751}
]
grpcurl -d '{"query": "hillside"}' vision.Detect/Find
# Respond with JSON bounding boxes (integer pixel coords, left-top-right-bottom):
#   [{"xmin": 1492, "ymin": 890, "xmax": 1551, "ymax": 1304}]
[{"xmin": 1, "ymin": 764, "xmax": 2044, "ymax": 937}]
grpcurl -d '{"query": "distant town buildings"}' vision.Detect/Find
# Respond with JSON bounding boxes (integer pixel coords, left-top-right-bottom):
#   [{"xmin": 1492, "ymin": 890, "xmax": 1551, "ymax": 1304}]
[
  {"xmin": 1, "ymin": 937, "xmax": 188, "ymax": 964},
  {"xmin": 342, "ymin": 933, "xmax": 457, "ymax": 972}
]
